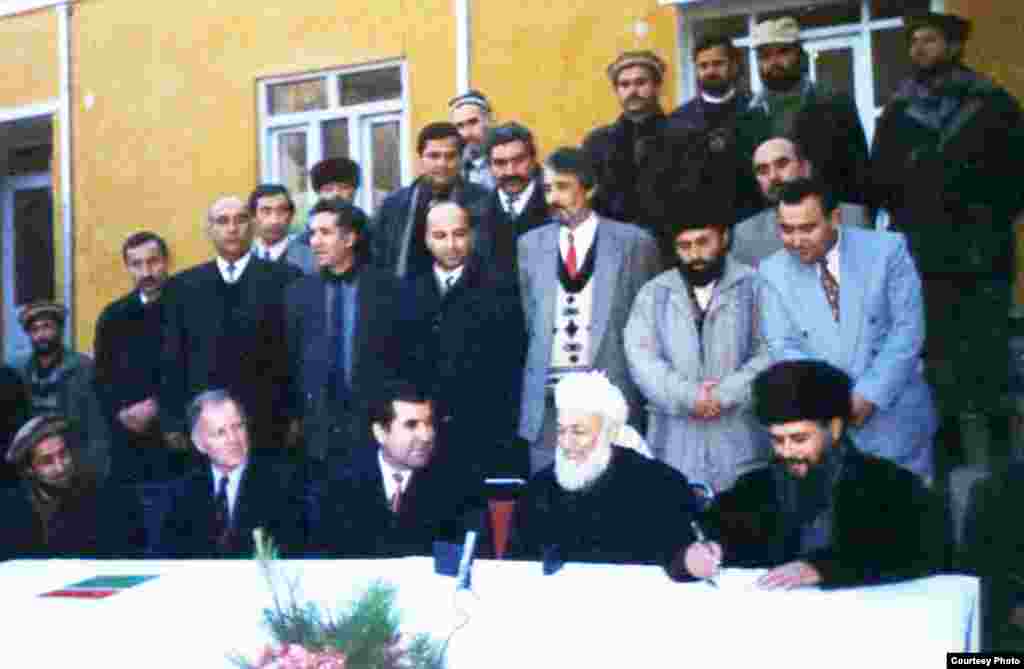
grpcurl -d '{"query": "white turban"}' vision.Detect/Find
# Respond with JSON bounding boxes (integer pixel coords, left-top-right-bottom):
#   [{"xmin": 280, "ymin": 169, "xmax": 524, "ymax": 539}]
[{"xmin": 554, "ymin": 371, "xmax": 628, "ymax": 426}]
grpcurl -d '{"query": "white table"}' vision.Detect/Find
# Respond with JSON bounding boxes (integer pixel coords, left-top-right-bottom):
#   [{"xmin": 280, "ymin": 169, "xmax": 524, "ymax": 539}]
[{"xmin": 0, "ymin": 559, "xmax": 978, "ymax": 668}]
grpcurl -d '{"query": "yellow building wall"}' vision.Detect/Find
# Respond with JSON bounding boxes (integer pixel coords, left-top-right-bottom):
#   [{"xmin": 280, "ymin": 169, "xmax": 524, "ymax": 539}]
[
  {"xmin": 473, "ymin": 1, "xmax": 680, "ymax": 154},
  {"xmin": 71, "ymin": 0, "xmax": 458, "ymax": 352}
]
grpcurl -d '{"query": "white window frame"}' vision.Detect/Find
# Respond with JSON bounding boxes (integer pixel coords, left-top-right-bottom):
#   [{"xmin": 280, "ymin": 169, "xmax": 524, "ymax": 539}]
[
  {"xmin": 257, "ymin": 60, "xmax": 410, "ymax": 216},
  {"xmin": 673, "ymin": 0, "xmax": 946, "ymax": 142}
]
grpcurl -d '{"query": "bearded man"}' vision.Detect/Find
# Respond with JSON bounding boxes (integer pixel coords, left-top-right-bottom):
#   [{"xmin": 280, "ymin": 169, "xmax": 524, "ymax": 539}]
[
  {"xmin": 0, "ymin": 414, "xmax": 145, "ymax": 559},
  {"xmin": 625, "ymin": 205, "xmax": 772, "ymax": 493},
  {"xmin": 667, "ymin": 360, "xmax": 944, "ymax": 588},
  {"xmin": 507, "ymin": 371, "xmax": 706, "ymax": 570}
]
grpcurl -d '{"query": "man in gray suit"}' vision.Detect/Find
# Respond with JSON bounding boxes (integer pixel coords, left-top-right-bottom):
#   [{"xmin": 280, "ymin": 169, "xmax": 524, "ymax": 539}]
[
  {"xmin": 733, "ymin": 137, "xmax": 869, "ymax": 267},
  {"xmin": 518, "ymin": 147, "xmax": 661, "ymax": 473},
  {"xmin": 248, "ymin": 184, "xmax": 316, "ymax": 274},
  {"xmin": 760, "ymin": 177, "xmax": 937, "ymax": 481}
]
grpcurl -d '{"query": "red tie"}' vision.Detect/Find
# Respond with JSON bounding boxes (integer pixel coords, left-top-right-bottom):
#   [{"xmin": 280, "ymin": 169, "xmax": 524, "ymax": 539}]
[
  {"xmin": 566, "ymin": 231, "xmax": 578, "ymax": 279},
  {"xmin": 390, "ymin": 472, "xmax": 405, "ymax": 513}
]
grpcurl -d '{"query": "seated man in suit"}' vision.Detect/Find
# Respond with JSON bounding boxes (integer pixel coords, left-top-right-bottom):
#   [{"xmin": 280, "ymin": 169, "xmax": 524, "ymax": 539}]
[
  {"xmin": 732, "ymin": 137, "xmax": 869, "ymax": 268},
  {"xmin": 248, "ymin": 184, "xmax": 316, "ymax": 274},
  {"xmin": 508, "ymin": 371, "xmax": 704, "ymax": 569},
  {"xmin": 759, "ymin": 177, "xmax": 937, "ymax": 481},
  {"xmin": 402, "ymin": 202, "xmax": 527, "ymax": 479},
  {"xmin": 152, "ymin": 390, "xmax": 313, "ymax": 558},
  {"xmin": 670, "ymin": 360, "xmax": 944, "ymax": 588},
  {"xmin": 0, "ymin": 414, "xmax": 146, "ymax": 560},
  {"xmin": 313, "ymin": 381, "xmax": 484, "ymax": 558}
]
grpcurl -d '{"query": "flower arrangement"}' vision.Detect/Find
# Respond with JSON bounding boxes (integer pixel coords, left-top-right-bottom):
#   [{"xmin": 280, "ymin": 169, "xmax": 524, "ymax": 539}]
[{"xmin": 231, "ymin": 529, "xmax": 445, "ymax": 669}]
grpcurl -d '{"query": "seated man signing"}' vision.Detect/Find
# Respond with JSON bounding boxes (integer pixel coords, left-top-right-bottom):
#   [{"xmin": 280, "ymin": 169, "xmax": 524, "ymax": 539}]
[
  {"xmin": 670, "ymin": 360, "xmax": 944, "ymax": 588},
  {"xmin": 508, "ymin": 371, "xmax": 705, "ymax": 570}
]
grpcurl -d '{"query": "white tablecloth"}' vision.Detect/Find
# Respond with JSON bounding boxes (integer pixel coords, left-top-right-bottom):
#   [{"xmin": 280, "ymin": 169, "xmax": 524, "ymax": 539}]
[{"xmin": 0, "ymin": 559, "xmax": 978, "ymax": 668}]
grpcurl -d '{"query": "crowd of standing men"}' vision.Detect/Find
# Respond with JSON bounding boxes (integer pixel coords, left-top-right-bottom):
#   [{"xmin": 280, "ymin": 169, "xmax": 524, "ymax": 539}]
[{"xmin": 1, "ymin": 10, "xmax": 1023, "ymax": 650}]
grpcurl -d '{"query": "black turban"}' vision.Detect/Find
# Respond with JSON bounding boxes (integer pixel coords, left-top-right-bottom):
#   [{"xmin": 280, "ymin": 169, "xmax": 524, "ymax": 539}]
[{"xmin": 753, "ymin": 360, "xmax": 852, "ymax": 426}]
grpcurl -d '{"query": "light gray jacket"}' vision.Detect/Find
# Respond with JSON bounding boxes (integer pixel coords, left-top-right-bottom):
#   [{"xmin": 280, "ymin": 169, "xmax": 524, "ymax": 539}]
[{"xmin": 624, "ymin": 258, "xmax": 772, "ymax": 492}]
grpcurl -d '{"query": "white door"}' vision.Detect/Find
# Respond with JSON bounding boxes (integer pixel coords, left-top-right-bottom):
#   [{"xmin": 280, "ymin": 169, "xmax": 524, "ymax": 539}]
[{"xmin": 2, "ymin": 173, "xmax": 54, "ymax": 362}]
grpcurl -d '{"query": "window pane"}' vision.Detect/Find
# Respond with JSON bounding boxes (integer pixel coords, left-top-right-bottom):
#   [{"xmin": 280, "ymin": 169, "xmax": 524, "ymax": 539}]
[
  {"xmin": 694, "ymin": 15, "xmax": 748, "ymax": 41},
  {"xmin": 371, "ymin": 120, "xmax": 400, "ymax": 211},
  {"xmin": 268, "ymin": 78, "xmax": 327, "ymax": 115},
  {"xmin": 873, "ymin": 29, "xmax": 913, "ymax": 108},
  {"xmin": 277, "ymin": 130, "xmax": 308, "ymax": 198},
  {"xmin": 339, "ymin": 67, "xmax": 402, "ymax": 106},
  {"xmin": 322, "ymin": 118, "xmax": 350, "ymax": 159},
  {"xmin": 759, "ymin": 3, "xmax": 860, "ymax": 29},
  {"xmin": 813, "ymin": 47, "xmax": 854, "ymax": 99},
  {"xmin": 14, "ymin": 187, "xmax": 54, "ymax": 306},
  {"xmin": 871, "ymin": 0, "xmax": 931, "ymax": 21}
]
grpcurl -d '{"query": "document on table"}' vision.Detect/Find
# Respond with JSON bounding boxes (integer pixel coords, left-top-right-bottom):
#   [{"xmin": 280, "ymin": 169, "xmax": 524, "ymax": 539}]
[{"xmin": 712, "ymin": 568, "xmax": 769, "ymax": 591}]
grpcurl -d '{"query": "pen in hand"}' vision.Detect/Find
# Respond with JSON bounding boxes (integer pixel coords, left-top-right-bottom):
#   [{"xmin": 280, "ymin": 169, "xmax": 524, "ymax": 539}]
[{"xmin": 690, "ymin": 520, "xmax": 722, "ymax": 588}]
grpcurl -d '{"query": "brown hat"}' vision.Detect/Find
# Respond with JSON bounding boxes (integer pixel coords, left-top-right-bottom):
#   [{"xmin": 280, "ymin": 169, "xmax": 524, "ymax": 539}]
[
  {"xmin": 17, "ymin": 301, "xmax": 66, "ymax": 331},
  {"xmin": 904, "ymin": 11, "xmax": 971, "ymax": 44},
  {"xmin": 752, "ymin": 17, "xmax": 801, "ymax": 48},
  {"xmin": 607, "ymin": 50, "xmax": 667, "ymax": 84},
  {"xmin": 7, "ymin": 414, "xmax": 69, "ymax": 467}
]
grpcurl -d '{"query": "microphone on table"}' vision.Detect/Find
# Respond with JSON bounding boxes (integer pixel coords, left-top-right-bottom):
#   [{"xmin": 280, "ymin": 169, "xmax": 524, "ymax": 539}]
[{"xmin": 456, "ymin": 530, "xmax": 477, "ymax": 591}]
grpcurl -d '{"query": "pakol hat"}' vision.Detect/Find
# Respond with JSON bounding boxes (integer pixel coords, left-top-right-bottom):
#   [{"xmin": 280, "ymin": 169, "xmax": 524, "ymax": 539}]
[
  {"xmin": 752, "ymin": 17, "xmax": 801, "ymax": 48},
  {"xmin": 310, "ymin": 157, "xmax": 361, "ymax": 192},
  {"xmin": 7, "ymin": 414, "xmax": 69, "ymax": 467},
  {"xmin": 904, "ymin": 11, "xmax": 971, "ymax": 44},
  {"xmin": 753, "ymin": 360, "xmax": 852, "ymax": 426},
  {"xmin": 448, "ymin": 89, "xmax": 491, "ymax": 114},
  {"xmin": 606, "ymin": 50, "xmax": 667, "ymax": 84},
  {"xmin": 17, "ymin": 301, "xmax": 66, "ymax": 331}
]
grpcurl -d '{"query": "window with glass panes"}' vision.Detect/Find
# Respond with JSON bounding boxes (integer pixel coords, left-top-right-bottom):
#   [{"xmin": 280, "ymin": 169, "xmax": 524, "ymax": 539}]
[{"xmin": 258, "ymin": 62, "xmax": 407, "ymax": 227}]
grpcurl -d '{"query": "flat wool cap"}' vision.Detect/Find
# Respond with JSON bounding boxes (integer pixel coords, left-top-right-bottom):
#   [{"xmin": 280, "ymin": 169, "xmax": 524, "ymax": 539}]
[
  {"xmin": 752, "ymin": 17, "xmax": 801, "ymax": 48},
  {"xmin": 17, "ymin": 301, "xmax": 66, "ymax": 330},
  {"xmin": 448, "ymin": 90, "xmax": 491, "ymax": 113},
  {"xmin": 606, "ymin": 50, "xmax": 667, "ymax": 84},
  {"xmin": 7, "ymin": 414, "xmax": 69, "ymax": 467}
]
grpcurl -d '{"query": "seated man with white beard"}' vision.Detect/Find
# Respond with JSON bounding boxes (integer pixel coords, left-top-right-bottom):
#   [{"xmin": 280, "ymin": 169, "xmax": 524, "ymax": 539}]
[{"xmin": 506, "ymin": 371, "xmax": 705, "ymax": 568}]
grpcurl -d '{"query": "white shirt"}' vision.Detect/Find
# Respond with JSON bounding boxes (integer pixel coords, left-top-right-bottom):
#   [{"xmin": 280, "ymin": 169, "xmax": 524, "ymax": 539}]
[
  {"xmin": 216, "ymin": 251, "xmax": 252, "ymax": 284},
  {"xmin": 434, "ymin": 264, "xmax": 465, "ymax": 294},
  {"xmin": 692, "ymin": 281, "xmax": 716, "ymax": 311},
  {"xmin": 211, "ymin": 458, "xmax": 248, "ymax": 520},
  {"xmin": 815, "ymin": 227, "xmax": 842, "ymax": 285},
  {"xmin": 701, "ymin": 89, "xmax": 737, "ymax": 104},
  {"xmin": 379, "ymin": 450, "xmax": 413, "ymax": 502},
  {"xmin": 252, "ymin": 235, "xmax": 292, "ymax": 262},
  {"xmin": 502, "ymin": 179, "xmax": 536, "ymax": 217},
  {"xmin": 559, "ymin": 212, "xmax": 598, "ymax": 266}
]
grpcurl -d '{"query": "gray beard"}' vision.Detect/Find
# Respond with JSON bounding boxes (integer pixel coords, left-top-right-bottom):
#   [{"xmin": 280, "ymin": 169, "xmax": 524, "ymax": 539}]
[{"xmin": 555, "ymin": 439, "xmax": 613, "ymax": 491}]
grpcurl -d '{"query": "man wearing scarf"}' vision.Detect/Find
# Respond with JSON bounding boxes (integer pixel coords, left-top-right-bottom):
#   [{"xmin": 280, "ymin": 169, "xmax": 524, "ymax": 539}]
[
  {"xmin": 14, "ymin": 302, "xmax": 110, "ymax": 482},
  {"xmin": 870, "ymin": 12, "xmax": 1024, "ymax": 471},
  {"xmin": 0, "ymin": 414, "xmax": 145, "ymax": 560},
  {"xmin": 736, "ymin": 17, "xmax": 869, "ymax": 207},
  {"xmin": 285, "ymin": 198, "xmax": 403, "ymax": 462},
  {"xmin": 625, "ymin": 196, "xmax": 772, "ymax": 493},
  {"xmin": 668, "ymin": 360, "xmax": 943, "ymax": 588}
]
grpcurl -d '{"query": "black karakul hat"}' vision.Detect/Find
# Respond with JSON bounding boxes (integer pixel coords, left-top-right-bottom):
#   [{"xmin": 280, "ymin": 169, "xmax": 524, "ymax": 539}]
[
  {"xmin": 310, "ymin": 157, "xmax": 361, "ymax": 192},
  {"xmin": 904, "ymin": 11, "xmax": 971, "ymax": 43},
  {"xmin": 753, "ymin": 360, "xmax": 852, "ymax": 426}
]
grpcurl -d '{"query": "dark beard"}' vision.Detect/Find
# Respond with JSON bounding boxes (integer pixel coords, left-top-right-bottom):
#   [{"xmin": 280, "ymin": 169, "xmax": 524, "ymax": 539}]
[
  {"xmin": 679, "ymin": 253, "xmax": 726, "ymax": 287},
  {"xmin": 32, "ymin": 338, "xmax": 60, "ymax": 357},
  {"xmin": 911, "ymin": 59, "xmax": 955, "ymax": 86},
  {"xmin": 760, "ymin": 67, "xmax": 803, "ymax": 93},
  {"xmin": 699, "ymin": 77, "xmax": 733, "ymax": 97}
]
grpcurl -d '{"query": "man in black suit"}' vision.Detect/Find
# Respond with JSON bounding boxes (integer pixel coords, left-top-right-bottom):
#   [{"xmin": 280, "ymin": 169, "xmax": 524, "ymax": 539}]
[
  {"xmin": 478, "ymin": 122, "xmax": 550, "ymax": 272},
  {"xmin": 161, "ymin": 196, "xmax": 301, "ymax": 452},
  {"xmin": 151, "ymin": 390, "xmax": 313, "ymax": 558},
  {"xmin": 95, "ymin": 231, "xmax": 188, "ymax": 485},
  {"xmin": 313, "ymin": 381, "xmax": 484, "ymax": 558},
  {"xmin": 402, "ymin": 202, "xmax": 527, "ymax": 479},
  {"xmin": 372, "ymin": 122, "xmax": 492, "ymax": 278},
  {"xmin": 285, "ymin": 198, "xmax": 403, "ymax": 462}
]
